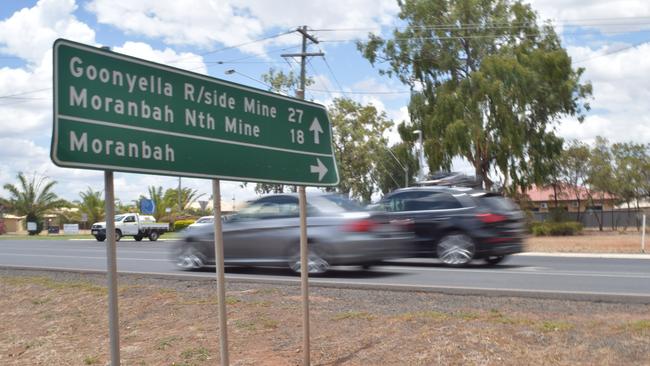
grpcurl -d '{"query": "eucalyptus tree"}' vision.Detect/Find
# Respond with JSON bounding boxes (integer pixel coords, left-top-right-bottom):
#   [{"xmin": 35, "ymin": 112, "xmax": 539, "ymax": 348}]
[
  {"xmin": 587, "ymin": 137, "xmax": 614, "ymax": 231},
  {"xmin": 3, "ymin": 172, "xmax": 67, "ymax": 233},
  {"xmin": 328, "ymin": 97, "xmax": 393, "ymax": 203},
  {"xmin": 559, "ymin": 140, "xmax": 592, "ymax": 221},
  {"xmin": 611, "ymin": 141, "xmax": 649, "ymax": 229},
  {"xmin": 359, "ymin": 0, "xmax": 591, "ymax": 190}
]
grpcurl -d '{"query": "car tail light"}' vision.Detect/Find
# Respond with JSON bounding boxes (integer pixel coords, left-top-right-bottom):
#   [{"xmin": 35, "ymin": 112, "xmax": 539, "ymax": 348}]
[
  {"xmin": 476, "ymin": 213, "xmax": 507, "ymax": 224},
  {"xmin": 344, "ymin": 219, "xmax": 378, "ymax": 232}
]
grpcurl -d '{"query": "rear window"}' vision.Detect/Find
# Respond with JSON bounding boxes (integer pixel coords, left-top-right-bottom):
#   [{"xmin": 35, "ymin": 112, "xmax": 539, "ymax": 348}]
[{"xmin": 476, "ymin": 195, "xmax": 519, "ymax": 211}]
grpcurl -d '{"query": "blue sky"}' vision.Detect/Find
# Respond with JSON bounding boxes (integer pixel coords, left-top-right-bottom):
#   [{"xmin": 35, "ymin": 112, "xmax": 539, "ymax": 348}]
[{"xmin": 1, "ymin": 0, "xmax": 650, "ymax": 205}]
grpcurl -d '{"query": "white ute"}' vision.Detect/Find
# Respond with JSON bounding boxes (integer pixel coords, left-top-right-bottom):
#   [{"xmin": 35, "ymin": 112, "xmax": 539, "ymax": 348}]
[{"xmin": 91, "ymin": 213, "xmax": 169, "ymax": 242}]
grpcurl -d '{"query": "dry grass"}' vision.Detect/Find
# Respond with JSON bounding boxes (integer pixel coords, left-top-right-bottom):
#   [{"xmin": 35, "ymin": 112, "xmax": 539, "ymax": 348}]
[
  {"xmin": 525, "ymin": 230, "xmax": 647, "ymax": 253},
  {"xmin": 1, "ymin": 273, "xmax": 649, "ymax": 365}
]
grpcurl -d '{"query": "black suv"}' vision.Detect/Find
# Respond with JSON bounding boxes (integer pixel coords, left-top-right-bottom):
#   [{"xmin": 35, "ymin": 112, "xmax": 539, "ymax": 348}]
[{"xmin": 377, "ymin": 186, "xmax": 525, "ymax": 266}]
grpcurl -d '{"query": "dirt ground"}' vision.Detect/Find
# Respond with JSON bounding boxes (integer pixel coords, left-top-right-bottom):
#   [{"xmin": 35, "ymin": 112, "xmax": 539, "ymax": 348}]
[
  {"xmin": 1, "ymin": 269, "xmax": 649, "ymax": 366},
  {"xmin": 526, "ymin": 230, "xmax": 647, "ymax": 253}
]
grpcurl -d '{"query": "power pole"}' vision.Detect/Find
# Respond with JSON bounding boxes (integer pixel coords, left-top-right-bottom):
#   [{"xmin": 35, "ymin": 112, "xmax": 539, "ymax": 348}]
[
  {"xmin": 281, "ymin": 26, "xmax": 324, "ymax": 100},
  {"xmin": 281, "ymin": 25, "xmax": 324, "ymax": 366}
]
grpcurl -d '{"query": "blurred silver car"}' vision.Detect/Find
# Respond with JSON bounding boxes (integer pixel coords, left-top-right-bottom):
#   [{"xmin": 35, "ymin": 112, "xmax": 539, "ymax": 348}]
[
  {"xmin": 173, "ymin": 193, "xmax": 413, "ymax": 274},
  {"xmin": 186, "ymin": 216, "xmax": 214, "ymax": 230}
]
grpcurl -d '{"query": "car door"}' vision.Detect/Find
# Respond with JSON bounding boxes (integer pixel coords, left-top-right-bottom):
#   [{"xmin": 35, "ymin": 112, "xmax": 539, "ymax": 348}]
[
  {"xmin": 121, "ymin": 214, "xmax": 139, "ymax": 235},
  {"xmin": 381, "ymin": 191, "xmax": 466, "ymax": 255},
  {"xmin": 223, "ymin": 195, "xmax": 300, "ymax": 264}
]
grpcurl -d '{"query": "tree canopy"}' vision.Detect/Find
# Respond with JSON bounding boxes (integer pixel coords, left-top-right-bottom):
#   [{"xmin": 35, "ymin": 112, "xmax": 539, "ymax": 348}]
[
  {"xmin": 328, "ymin": 97, "xmax": 393, "ymax": 202},
  {"xmin": 359, "ymin": 0, "xmax": 592, "ymax": 190}
]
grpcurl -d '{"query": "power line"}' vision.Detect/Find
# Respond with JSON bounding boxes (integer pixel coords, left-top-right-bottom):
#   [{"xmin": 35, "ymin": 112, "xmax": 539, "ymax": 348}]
[
  {"xmin": 310, "ymin": 15, "xmax": 650, "ymax": 32},
  {"xmin": 166, "ymin": 29, "xmax": 296, "ymax": 65},
  {"xmin": 321, "ymin": 53, "xmax": 349, "ymax": 99},
  {"xmin": 0, "ymin": 88, "xmax": 50, "ymax": 99},
  {"xmin": 574, "ymin": 40, "xmax": 650, "ymax": 64},
  {"xmin": 309, "ymin": 89, "xmax": 411, "ymax": 95}
]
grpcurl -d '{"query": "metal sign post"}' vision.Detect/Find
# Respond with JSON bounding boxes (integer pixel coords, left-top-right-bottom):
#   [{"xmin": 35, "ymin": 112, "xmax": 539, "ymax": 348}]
[
  {"xmin": 212, "ymin": 179, "xmax": 229, "ymax": 365},
  {"xmin": 298, "ymin": 186, "xmax": 309, "ymax": 365},
  {"xmin": 104, "ymin": 171, "xmax": 120, "ymax": 365}
]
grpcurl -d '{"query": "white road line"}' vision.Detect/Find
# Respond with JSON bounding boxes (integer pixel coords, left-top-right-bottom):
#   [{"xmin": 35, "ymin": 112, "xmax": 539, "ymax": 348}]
[
  {"xmin": 376, "ymin": 265, "xmax": 650, "ymax": 279},
  {"xmin": 517, "ymin": 252, "xmax": 650, "ymax": 259}
]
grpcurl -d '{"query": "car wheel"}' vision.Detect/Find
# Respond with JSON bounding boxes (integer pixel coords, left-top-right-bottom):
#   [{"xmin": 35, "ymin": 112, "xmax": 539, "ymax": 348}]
[
  {"xmin": 115, "ymin": 230, "xmax": 122, "ymax": 242},
  {"xmin": 134, "ymin": 235, "xmax": 143, "ymax": 242},
  {"xmin": 287, "ymin": 246, "xmax": 330, "ymax": 274},
  {"xmin": 176, "ymin": 248, "xmax": 205, "ymax": 269},
  {"xmin": 436, "ymin": 233, "xmax": 475, "ymax": 266},
  {"xmin": 95, "ymin": 235, "xmax": 105, "ymax": 242},
  {"xmin": 484, "ymin": 255, "xmax": 507, "ymax": 265},
  {"xmin": 148, "ymin": 231, "xmax": 159, "ymax": 241}
]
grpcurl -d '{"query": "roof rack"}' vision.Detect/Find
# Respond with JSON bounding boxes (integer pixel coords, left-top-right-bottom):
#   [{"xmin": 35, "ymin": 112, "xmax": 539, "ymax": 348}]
[{"xmin": 415, "ymin": 171, "xmax": 482, "ymax": 189}]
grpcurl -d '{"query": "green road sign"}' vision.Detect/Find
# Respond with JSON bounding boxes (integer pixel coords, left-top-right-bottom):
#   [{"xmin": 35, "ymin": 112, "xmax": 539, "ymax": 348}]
[{"xmin": 51, "ymin": 39, "xmax": 339, "ymax": 186}]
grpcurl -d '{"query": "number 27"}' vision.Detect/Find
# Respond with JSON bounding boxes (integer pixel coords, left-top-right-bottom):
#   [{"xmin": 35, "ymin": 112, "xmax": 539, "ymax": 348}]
[{"xmin": 288, "ymin": 108, "xmax": 303, "ymax": 123}]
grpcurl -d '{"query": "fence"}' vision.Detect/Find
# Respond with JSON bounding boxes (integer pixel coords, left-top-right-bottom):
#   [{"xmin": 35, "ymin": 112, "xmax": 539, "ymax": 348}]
[{"xmin": 531, "ymin": 209, "xmax": 649, "ymax": 230}]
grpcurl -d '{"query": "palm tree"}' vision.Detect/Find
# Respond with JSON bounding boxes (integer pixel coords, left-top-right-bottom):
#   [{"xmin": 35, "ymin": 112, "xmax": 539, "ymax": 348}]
[
  {"xmin": 79, "ymin": 187, "xmax": 105, "ymax": 226},
  {"xmin": 163, "ymin": 187, "xmax": 206, "ymax": 212},
  {"xmin": 3, "ymin": 172, "xmax": 67, "ymax": 234}
]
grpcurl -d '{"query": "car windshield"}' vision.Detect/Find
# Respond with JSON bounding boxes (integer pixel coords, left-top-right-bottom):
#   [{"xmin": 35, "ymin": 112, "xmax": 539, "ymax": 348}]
[
  {"xmin": 114, "ymin": 215, "xmax": 125, "ymax": 222},
  {"xmin": 195, "ymin": 217, "xmax": 213, "ymax": 223}
]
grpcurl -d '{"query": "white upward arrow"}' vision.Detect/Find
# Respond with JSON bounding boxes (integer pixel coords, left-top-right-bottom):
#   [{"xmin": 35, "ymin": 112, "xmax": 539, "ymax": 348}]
[
  {"xmin": 310, "ymin": 158, "xmax": 328, "ymax": 181},
  {"xmin": 309, "ymin": 117, "xmax": 323, "ymax": 144}
]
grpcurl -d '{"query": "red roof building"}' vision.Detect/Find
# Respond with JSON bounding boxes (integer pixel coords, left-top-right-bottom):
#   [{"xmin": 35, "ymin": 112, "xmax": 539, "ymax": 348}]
[{"xmin": 522, "ymin": 185, "xmax": 618, "ymax": 213}]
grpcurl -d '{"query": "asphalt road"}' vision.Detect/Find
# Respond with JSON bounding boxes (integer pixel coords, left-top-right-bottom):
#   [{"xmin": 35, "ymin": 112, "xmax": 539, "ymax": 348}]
[{"xmin": 1, "ymin": 238, "xmax": 649, "ymax": 303}]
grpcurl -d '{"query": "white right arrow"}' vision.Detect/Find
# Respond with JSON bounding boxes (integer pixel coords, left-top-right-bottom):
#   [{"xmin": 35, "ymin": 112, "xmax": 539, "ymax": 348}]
[
  {"xmin": 310, "ymin": 158, "xmax": 328, "ymax": 181},
  {"xmin": 309, "ymin": 117, "xmax": 324, "ymax": 144}
]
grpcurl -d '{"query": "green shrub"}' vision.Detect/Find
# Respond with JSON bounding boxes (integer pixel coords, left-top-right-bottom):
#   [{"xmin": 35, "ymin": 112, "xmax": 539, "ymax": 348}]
[
  {"xmin": 531, "ymin": 221, "xmax": 583, "ymax": 236},
  {"xmin": 173, "ymin": 219, "xmax": 195, "ymax": 232}
]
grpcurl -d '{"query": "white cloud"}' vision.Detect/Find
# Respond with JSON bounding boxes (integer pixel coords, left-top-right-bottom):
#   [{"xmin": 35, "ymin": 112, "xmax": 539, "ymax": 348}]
[
  {"xmin": 0, "ymin": 0, "xmax": 95, "ymax": 64},
  {"xmin": 86, "ymin": 0, "xmax": 267, "ymax": 52},
  {"xmin": 528, "ymin": 0, "xmax": 650, "ymax": 33},
  {"xmin": 559, "ymin": 43, "xmax": 650, "ymax": 143},
  {"xmin": 113, "ymin": 41, "xmax": 208, "ymax": 74},
  {"xmin": 86, "ymin": 0, "xmax": 399, "ymax": 53}
]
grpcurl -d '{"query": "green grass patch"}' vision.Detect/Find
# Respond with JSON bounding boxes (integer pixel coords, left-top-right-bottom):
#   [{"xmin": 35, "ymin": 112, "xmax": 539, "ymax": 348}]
[
  {"xmin": 2, "ymin": 276, "xmax": 105, "ymax": 294},
  {"xmin": 454, "ymin": 311, "xmax": 480, "ymax": 320},
  {"xmin": 156, "ymin": 336, "xmax": 180, "ymax": 350},
  {"xmin": 627, "ymin": 320, "xmax": 650, "ymax": 332},
  {"xmin": 486, "ymin": 309, "xmax": 531, "ymax": 325},
  {"xmin": 179, "ymin": 346, "xmax": 210, "ymax": 362},
  {"xmin": 233, "ymin": 316, "xmax": 278, "ymax": 331},
  {"xmin": 396, "ymin": 310, "xmax": 447, "ymax": 322},
  {"xmin": 539, "ymin": 320, "xmax": 573, "ymax": 332},
  {"xmin": 333, "ymin": 311, "xmax": 374, "ymax": 321},
  {"xmin": 0, "ymin": 234, "xmax": 95, "ymax": 240},
  {"xmin": 83, "ymin": 355, "xmax": 101, "ymax": 365}
]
